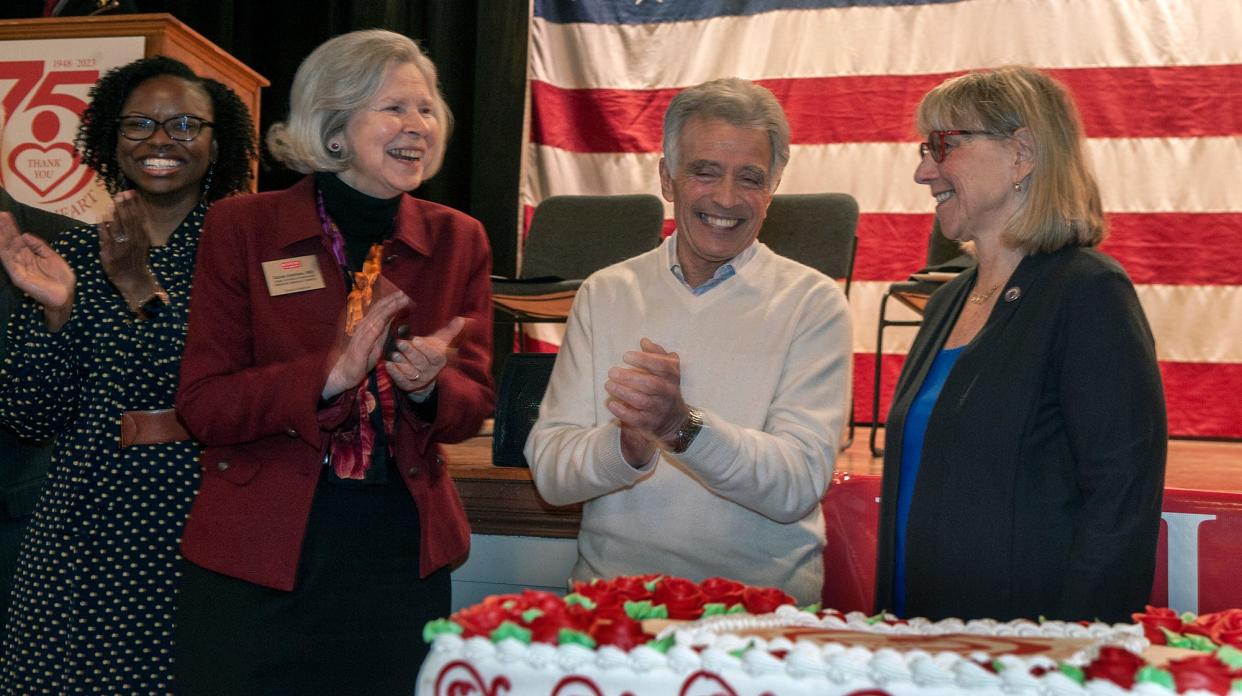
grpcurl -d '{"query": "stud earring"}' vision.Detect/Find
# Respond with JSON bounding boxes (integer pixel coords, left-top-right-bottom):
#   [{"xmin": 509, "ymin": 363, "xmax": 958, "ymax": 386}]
[
  {"xmin": 1013, "ymin": 182, "xmax": 1023, "ymax": 192},
  {"xmin": 328, "ymin": 140, "xmax": 342, "ymax": 153}
]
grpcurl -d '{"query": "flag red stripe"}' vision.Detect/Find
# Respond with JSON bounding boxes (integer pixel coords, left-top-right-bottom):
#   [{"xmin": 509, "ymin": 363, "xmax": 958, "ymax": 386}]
[
  {"xmin": 520, "ymin": 206, "xmax": 1242, "ymax": 285},
  {"xmin": 854, "ymin": 354, "xmax": 1242, "ymax": 440},
  {"xmin": 532, "ymin": 64, "xmax": 1242, "ymax": 152},
  {"xmin": 851, "ymin": 213, "xmax": 1242, "ymax": 285}
]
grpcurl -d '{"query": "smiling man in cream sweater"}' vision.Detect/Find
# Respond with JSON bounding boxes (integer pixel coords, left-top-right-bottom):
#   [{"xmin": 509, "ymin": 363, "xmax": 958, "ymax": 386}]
[{"xmin": 525, "ymin": 78, "xmax": 852, "ymax": 605}]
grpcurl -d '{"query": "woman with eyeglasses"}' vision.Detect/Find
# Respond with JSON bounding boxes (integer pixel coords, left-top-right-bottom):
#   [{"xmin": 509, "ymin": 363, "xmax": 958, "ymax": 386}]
[
  {"xmin": 0, "ymin": 55, "xmax": 255, "ymax": 691},
  {"xmin": 874, "ymin": 66, "xmax": 1166, "ymax": 624}
]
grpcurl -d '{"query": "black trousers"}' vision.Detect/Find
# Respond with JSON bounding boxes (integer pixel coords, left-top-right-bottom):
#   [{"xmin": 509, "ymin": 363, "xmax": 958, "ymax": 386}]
[{"xmin": 173, "ymin": 466, "xmax": 451, "ymax": 696}]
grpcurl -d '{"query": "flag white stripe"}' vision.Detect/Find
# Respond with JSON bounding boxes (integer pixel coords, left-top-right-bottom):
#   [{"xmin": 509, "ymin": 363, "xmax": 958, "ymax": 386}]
[
  {"xmin": 524, "ymin": 137, "xmax": 1242, "ymax": 214},
  {"xmin": 531, "ymin": 0, "xmax": 1242, "ymax": 89},
  {"xmin": 851, "ymin": 281, "xmax": 1242, "ymax": 363}
]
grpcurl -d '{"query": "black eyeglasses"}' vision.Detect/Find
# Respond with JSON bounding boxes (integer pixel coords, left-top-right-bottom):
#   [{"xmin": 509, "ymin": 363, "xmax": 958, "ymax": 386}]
[
  {"xmin": 118, "ymin": 115, "xmax": 214, "ymax": 142},
  {"xmin": 918, "ymin": 130, "xmax": 982, "ymax": 163}
]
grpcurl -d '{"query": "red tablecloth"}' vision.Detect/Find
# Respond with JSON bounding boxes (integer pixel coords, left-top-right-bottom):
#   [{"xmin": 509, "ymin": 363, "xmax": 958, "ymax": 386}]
[{"xmin": 822, "ymin": 472, "xmax": 1242, "ymax": 615}]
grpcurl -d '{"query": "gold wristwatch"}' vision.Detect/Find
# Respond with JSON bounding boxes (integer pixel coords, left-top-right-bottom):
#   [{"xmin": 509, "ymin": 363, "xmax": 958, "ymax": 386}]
[{"xmin": 664, "ymin": 407, "xmax": 704, "ymax": 454}]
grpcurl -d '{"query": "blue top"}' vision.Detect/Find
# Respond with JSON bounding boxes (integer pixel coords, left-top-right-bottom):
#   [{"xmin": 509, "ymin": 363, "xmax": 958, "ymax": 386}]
[{"xmin": 892, "ymin": 345, "xmax": 963, "ymax": 617}]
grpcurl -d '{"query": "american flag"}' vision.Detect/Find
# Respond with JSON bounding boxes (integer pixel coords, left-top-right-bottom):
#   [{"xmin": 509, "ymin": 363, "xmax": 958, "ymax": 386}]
[{"xmin": 520, "ymin": 0, "xmax": 1242, "ymax": 439}]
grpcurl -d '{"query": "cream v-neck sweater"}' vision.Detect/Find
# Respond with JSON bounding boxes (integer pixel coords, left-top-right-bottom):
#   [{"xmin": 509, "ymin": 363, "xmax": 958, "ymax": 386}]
[{"xmin": 527, "ymin": 236, "xmax": 852, "ymax": 604}]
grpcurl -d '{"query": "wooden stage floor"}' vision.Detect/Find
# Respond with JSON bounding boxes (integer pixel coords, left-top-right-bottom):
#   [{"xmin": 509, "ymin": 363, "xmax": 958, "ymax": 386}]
[{"xmin": 446, "ymin": 428, "xmax": 1242, "ymax": 493}]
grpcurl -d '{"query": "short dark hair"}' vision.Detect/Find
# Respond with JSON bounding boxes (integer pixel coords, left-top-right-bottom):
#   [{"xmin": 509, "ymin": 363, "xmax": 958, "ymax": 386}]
[{"xmin": 76, "ymin": 55, "xmax": 257, "ymax": 201}]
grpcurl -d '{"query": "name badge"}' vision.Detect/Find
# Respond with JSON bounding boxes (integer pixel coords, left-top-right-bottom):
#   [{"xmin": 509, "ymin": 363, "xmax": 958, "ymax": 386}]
[{"xmin": 261, "ymin": 255, "xmax": 326, "ymax": 296}]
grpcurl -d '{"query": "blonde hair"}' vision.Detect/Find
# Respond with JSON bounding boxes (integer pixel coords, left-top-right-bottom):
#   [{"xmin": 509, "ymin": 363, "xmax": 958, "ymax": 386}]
[
  {"xmin": 917, "ymin": 66, "xmax": 1105, "ymax": 253},
  {"xmin": 266, "ymin": 29, "xmax": 452, "ymax": 179}
]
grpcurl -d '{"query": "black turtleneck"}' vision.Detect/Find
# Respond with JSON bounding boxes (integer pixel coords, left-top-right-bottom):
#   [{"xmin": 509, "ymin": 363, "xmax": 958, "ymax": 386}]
[{"xmin": 315, "ymin": 172, "xmax": 401, "ymax": 272}]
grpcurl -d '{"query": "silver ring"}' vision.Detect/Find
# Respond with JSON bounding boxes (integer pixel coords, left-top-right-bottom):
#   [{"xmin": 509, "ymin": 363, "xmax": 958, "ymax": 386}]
[
  {"xmin": 114, "ymin": 233, "xmax": 128, "ymax": 243},
  {"xmin": 413, "ymin": 370, "xmax": 421, "ymax": 382}
]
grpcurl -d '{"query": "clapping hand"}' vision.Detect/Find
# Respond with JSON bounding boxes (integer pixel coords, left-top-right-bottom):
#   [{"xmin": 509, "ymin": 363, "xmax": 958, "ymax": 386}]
[
  {"xmin": 322, "ymin": 290, "xmax": 411, "ymax": 399},
  {"xmin": 385, "ymin": 316, "xmax": 466, "ymax": 394},
  {"xmin": 604, "ymin": 337, "xmax": 690, "ymax": 465},
  {"xmin": 0, "ymin": 211, "xmax": 76, "ymax": 331},
  {"xmin": 100, "ymin": 191, "xmax": 160, "ymax": 310}
]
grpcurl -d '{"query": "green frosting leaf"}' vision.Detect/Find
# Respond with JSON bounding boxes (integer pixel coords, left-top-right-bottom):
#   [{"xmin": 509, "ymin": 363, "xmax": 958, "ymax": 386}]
[
  {"xmin": 1058, "ymin": 664, "xmax": 1085, "ymax": 685},
  {"xmin": 643, "ymin": 576, "xmax": 664, "ymax": 592},
  {"xmin": 1186, "ymin": 634, "xmax": 1219, "ymax": 652},
  {"xmin": 521, "ymin": 608, "xmax": 544, "ymax": 623},
  {"xmin": 646, "ymin": 633, "xmax": 676, "ymax": 654},
  {"xmin": 563, "ymin": 593, "xmax": 596, "ymax": 610},
  {"xmin": 624, "ymin": 600, "xmax": 667, "ymax": 621},
  {"xmin": 558, "ymin": 628, "xmax": 596, "ymax": 649},
  {"xmin": 865, "ymin": 613, "xmax": 886, "ymax": 625},
  {"xmin": 729, "ymin": 639, "xmax": 755, "ymax": 660},
  {"xmin": 1162, "ymin": 628, "xmax": 1216, "ymax": 652},
  {"xmin": 701, "ymin": 603, "xmax": 728, "ymax": 617},
  {"xmin": 725, "ymin": 604, "xmax": 746, "ymax": 615},
  {"xmin": 991, "ymin": 660, "xmax": 1005, "ymax": 674},
  {"xmin": 801, "ymin": 602, "xmax": 821, "ymax": 614},
  {"xmin": 1181, "ymin": 611, "xmax": 1197, "ymax": 623},
  {"xmin": 1216, "ymin": 645, "xmax": 1242, "ymax": 669},
  {"xmin": 1135, "ymin": 666, "xmax": 1175, "ymax": 690},
  {"xmin": 422, "ymin": 618, "xmax": 463, "ymax": 643},
  {"xmin": 490, "ymin": 621, "xmax": 532, "ymax": 644}
]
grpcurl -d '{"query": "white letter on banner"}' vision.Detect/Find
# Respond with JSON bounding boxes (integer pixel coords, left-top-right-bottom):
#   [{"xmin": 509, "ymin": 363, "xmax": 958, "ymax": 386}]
[{"xmin": 1161, "ymin": 512, "xmax": 1215, "ymax": 614}]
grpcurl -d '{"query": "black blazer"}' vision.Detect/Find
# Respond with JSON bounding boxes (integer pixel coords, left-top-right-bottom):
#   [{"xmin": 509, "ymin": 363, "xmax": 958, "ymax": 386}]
[
  {"xmin": 0, "ymin": 187, "xmax": 79, "ymax": 519},
  {"xmin": 875, "ymin": 246, "xmax": 1167, "ymax": 623}
]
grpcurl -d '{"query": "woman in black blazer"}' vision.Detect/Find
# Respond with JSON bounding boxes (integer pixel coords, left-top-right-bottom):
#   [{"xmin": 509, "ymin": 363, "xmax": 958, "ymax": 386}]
[{"xmin": 875, "ymin": 66, "xmax": 1166, "ymax": 624}]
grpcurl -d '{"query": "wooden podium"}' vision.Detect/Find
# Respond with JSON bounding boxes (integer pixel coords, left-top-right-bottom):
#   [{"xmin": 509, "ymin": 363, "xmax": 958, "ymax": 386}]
[{"xmin": 0, "ymin": 12, "xmax": 267, "ymax": 189}]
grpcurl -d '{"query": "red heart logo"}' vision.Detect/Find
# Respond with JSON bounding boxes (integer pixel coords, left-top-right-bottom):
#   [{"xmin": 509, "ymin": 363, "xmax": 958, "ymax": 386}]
[{"xmin": 8, "ymin": 142, "xmax": 84, "ymax": 198}]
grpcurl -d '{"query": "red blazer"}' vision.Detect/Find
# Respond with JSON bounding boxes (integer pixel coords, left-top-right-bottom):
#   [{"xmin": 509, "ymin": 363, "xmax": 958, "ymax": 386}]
[{"xmin": 176, "ymin": 176, "xmax": 494, "ymax": 591}]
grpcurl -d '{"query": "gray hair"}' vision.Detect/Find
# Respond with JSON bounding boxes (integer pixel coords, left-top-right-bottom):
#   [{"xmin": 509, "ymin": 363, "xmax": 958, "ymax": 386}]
[
  {"xmin": 662, "ymin": 77, "xmax": 790, "ymax": 190},
  {"xmin": 266, "ymin": 29, "xmax": 452, "ymax": 178}
]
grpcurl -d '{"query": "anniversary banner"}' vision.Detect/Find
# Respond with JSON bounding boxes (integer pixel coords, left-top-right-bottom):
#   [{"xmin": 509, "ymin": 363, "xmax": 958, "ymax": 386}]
[{"xmin": 0, "ymin": 36, "xmax": 143, "ymax": 223}]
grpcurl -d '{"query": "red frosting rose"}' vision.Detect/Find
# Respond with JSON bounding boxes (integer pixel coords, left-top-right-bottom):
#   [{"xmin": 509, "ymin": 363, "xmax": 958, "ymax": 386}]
[
  {"xmin": 653, "ymin": 576, "xmax": 708, "ymax": 620},
  {"xmin": 588, "ymin": 604, "xmax": 651, "ymax": 650},
  {"xmin": 1168, "ymin": 654, "xmax": 1241, "ymax": 695},
  {"xmin": 1083, "ymin": 646, "xmax": 1146, "ymax": 688},
  {"xmin": 453, "ymin": 595, "xmax": 520, "ymax": 638},
  {"xmin": 1190, "ymin": 609, "xmax": 1242, "ymax": 649},
  {"xmin": 1132, "ymin": 606, "xmax": 1185, "ymax": 644},
  {"xmin": 700, "ymin": 577, "xmax": 747, "ymax": 608},
  {"xmin": 741, "ymin": 585, "xmax": 796, "ymax": 614},
  {"xmin": 573, "ymin": 575, "xmax": 656, "ymax": 608}
]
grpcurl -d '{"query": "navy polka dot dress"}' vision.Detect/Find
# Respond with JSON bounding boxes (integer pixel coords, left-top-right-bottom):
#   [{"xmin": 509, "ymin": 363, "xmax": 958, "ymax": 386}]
[{"xmin": 0, "ymin": 205, "xmax": 205, "ymax": 694}]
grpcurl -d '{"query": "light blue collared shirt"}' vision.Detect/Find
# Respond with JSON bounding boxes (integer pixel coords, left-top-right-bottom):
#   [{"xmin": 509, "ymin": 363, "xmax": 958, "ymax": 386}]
[{"xmin": 667, "ymin": 234, "xmax": 758, "ymax": 295}]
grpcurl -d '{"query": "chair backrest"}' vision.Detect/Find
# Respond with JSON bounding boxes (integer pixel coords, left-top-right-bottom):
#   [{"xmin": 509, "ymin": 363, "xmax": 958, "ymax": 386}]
[
  {"xmin": 925, "ymin": 217, "xmax": 962, "ymax": 267},
  {"xmin": 492, "ymin": 352, "xmax": 558, "ymax": 467},
  {"xmin": 520, "ymin": 194, "xmax": 666, "ymax": 280},
  {"xmin": 758, "ymin": 193, "xmax": 860, "ymax": 295}
]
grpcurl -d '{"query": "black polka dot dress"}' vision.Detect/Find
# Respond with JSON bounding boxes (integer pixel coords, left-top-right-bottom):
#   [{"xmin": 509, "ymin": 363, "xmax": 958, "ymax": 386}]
[{"xmin": 0, "ymin": 205, "xmax": 205, "ymax": 694}]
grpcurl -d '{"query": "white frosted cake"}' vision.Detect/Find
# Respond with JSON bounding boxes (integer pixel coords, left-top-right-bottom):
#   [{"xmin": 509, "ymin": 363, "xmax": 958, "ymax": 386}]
[{"xmin": 417, "ymin": 575, "xmax": 1242, "ymax": 695}]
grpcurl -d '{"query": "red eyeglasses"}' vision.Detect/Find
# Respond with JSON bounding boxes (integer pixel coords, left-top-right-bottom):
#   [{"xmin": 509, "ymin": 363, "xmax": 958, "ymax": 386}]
[{"xmin": 918, "ymin": 130, "xmax": 981, "ymax": 163}]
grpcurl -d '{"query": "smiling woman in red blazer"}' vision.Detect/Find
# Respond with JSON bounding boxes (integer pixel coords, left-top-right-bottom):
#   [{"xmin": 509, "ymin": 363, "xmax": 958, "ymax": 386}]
[{"xmin": 172, "ymin": 30, "xmax": 493, "ymax": 695}]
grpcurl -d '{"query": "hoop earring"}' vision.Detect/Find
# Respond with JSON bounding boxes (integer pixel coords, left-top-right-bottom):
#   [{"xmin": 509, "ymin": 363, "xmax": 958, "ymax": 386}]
[{"xmin": 202, "ymin": 162, "xmax": 216, "ymax": 201}]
